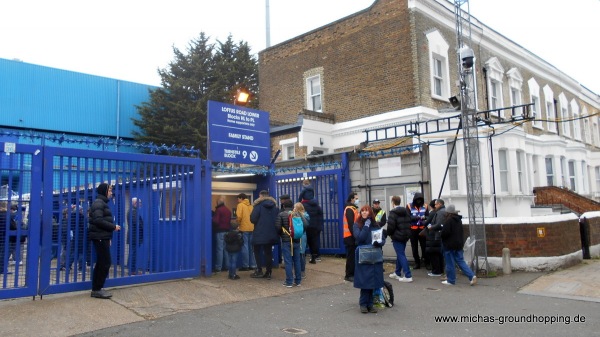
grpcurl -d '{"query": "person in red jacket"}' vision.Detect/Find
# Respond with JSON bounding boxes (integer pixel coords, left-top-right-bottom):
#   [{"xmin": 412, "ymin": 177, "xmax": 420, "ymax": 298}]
[{"xmin": 212, "ymin": 195, "xmax": 232, "ymax": 273}]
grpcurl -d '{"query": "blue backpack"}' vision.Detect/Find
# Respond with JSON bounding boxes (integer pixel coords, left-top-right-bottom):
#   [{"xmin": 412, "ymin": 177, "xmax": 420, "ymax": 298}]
[{"xmin": 287, "ymin": 213, "xmax": 305, "ymax": 240}]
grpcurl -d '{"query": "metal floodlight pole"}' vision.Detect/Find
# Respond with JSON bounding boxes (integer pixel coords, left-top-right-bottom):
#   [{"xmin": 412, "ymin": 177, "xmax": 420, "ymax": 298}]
[{"xmin": 455, "ymin": 0, "xmax": 488, "ymax": 274}]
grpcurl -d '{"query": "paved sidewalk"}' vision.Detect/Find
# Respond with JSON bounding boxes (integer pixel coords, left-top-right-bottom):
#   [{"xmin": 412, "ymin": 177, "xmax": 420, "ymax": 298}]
[{"xmin": 1, "ymin": 257, "xmax": 599, "ymax": 337}]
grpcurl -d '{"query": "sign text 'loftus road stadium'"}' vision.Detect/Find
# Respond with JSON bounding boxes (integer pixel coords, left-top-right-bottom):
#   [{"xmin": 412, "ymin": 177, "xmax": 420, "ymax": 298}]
[{"xmin": 207, "ymin": 100, "xmax": 271, "ymax": 166}]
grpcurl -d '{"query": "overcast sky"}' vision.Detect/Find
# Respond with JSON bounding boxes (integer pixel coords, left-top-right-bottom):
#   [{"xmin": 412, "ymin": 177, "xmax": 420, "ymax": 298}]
[{"xmin": 1, "ymin": 0, "xmax": 598, "ymax": 94}]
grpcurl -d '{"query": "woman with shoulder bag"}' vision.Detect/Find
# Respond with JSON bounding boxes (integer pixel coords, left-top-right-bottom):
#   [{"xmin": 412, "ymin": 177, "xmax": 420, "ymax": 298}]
[{"xmin": 353, "ymin": 205, "xmax": 384, "ymax": 314}]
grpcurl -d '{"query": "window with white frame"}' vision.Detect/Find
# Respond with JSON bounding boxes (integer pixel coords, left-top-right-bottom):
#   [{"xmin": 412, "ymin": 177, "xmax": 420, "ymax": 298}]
[
  {"xmin": 528, "ymin": 78, "xmax": 542, "ymax": 128},
  {"xmin": 571, "ymin": 100, "xmax": 580, "ymax": 140},
  {"xmin": 543, "ymin": 85, "xmax": 556, "ymax": 133},
  {"xmin": 582, "ymin": 107, "xmax": 591, "ymax": 144},
  {"xmin": 560, "ymin": 156, "xmax": 567, "ymax": 188},
  {"xmin": 559, "ymin": 93, "xmax": 570, "ymax": 137},
  {"xmin": 582, "ymin": 161, "xmax": 589, "ymax": 194},
  {"xmin": 507, "ymin": 68, "xmax": 523, "ymax": 117},
  {"xmin": 285, "ymin": 144, "xmax": 295, "ymax": 160},
  {"xmin": 516, "ymin": 151, "xmax": 524, "ymax": 193},
  {"xmin": 426, "ymin": 30, "xmax": 451, "ymax": 101},
  {"xmin": 306, "ymin": 75, "xmax": 322, "ymax": 112},
  {"xmin": 545, "ymin": 157, "xmax": 554, "ymax": 186},
  {"xmin": 485, "ymin": 58, "xmax": 504, "ymax": 112},
  {"xmin": 498, "ymin": 149, "xmax": 509, "ymax": 192},
  {"xmin": 447, "ymin": 141, "xmax": 459, "ymax": 191},
  {"xmin": 596, "ymin": 166, "xmax": 600, "ymax": 193},
  {"xmin": 568, "ymin": 160, "xmax": 576, "ymax": 191}
]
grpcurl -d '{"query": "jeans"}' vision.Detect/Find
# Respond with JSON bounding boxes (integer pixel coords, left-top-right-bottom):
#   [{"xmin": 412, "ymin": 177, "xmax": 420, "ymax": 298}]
[
  {"xmin": 282, "ymin": 241, "xmax": 301, "ymax": 285},
  {"xmin": 443, "ymin": 249, "xmax": 475, "ymax": 284},
  {"xmin": 241, "ymin": 232, "xmax": 256, "ymax": 269},
  {"xmin": 214, "ymin": 232, "xmax": 229, "ymax": 271},
  {"xmin": 359, "ymin": 289, "xmax": 374, "ymax": 308},
  {"xmin": 227, "ymin": 252, "xmax": 239, "ymax": 277},
  {"xmin": 392, "ymin": 241, "xmax": 411, "ymax": 278},
  {"xmin": 300, "ymin": 234, "xmax": 307, "ymax": 272}
]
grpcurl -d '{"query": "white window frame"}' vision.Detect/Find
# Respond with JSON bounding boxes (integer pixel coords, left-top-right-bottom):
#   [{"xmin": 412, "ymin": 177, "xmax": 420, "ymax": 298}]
[
  {"xmin": 306, "ymin": 75, "xmax": 322, "ymax": 112},
  {"xmin": 560, "ymin": 156, "xmax": 567, "ymax": 188},
  {"xmin": 447, "ymin": 141, "xmax": 459, "ymax": 191},
  {"xmin": 568, "ymin": 160, "xmax": 576, "ymax": 191},
  {"xmin": 571, "ymin": 100, "xmax": 580, "ymax": 141},
  {"xmin": 543, "ymin": 85, "xmax": 556, "ymax": 133},
  {"xmin": 545, "ymin": 156, "xmax": 554, "ymax": 186},
  {"xmin": 559, "ymin": 93, "xmax": 570, "ymax": 137},
  {"xmin": 426, "ymin": 30, "xmax": 451, "ymax": 101},
  {"xmin": 285, "ymin": 144, "xmax": 296, "ymax": 160},
  {"xmin": 516, "ymin": 151, "xmax": 524, "ymax": 193},
  {"xmin": 485, "ymin": 58, "xmax": 504, "ymax": 112},
  {"xmin": 507, "ymin": 68, "xmax": 523, "ymax": 117},
  {"xmin": 528, "ymin": 78, "xmax": 542, "ymax": 128},
  {"xmin": 498, "ymin": 149, "xmax": 509, "ymax": 193}
]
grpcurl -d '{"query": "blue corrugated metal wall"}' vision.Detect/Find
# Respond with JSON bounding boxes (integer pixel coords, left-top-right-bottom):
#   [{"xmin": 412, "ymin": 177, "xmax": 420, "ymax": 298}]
[{"xmin": 0, "ymin": 58, "xmax": 155, "ymax": 139}]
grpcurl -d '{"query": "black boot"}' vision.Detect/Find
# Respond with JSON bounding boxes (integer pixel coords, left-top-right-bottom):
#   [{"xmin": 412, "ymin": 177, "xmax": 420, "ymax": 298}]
[
  {"xmin": 262, "ymin": 270, "xmax": 272, "ymax": 280},
  {"xmin": 250, "ymin": 269, "xmax": 264, "ymax": 278}
]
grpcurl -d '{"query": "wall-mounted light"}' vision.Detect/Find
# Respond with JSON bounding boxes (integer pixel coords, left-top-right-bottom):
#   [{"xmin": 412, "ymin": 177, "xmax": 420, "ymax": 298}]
[
  {"xmin": 319, "ymin": 138, "xmax": 324, "ymax": 145},
  {"xmin": 234, "ymin": 88, "xmax": 250, "ymax": 106}
]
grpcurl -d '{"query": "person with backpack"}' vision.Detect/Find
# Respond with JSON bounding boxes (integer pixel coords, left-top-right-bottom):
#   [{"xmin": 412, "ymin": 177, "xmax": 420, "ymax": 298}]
[
  {"xmin": 275, "ymin": 200, "xmax": 307, "ymax": 287},
  {"xmin": 224, "ymin": 222, "xmax": 244, "ymax": 280}
]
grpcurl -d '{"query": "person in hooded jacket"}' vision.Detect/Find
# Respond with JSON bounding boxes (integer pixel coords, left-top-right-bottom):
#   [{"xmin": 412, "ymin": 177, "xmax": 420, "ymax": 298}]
[
  {"xmin": 250, "ymin": 190, "xmax": 279, "ymax": 280},
  {"xmin": 439, "ymin": 204, "xmax": 477, "ymax": 286},
  {"xmin": 386, "ymin": 195, "xmax": 413, "ymax": 282},
  {"xmin": 406, "ymin": 192, "xmax": 430, "ymax": 269},
  {"xmin": 275, "ymin": 201, "xmax": 308, "ymax": 287},
  {"xmin": 88, "ymin": 183, "xmax": 121, "ymax": 299},
  {"xmin": 301, "ymin": 195, "xmax": 324, "ymax": 264},
  {"xmin": 212, "ymin": 196, "xmax": 232, "ymax": 273},
  {"xmin": 236, "ymin": 193, "xmax": 255, "ymax": 271},
  {"xmin": 424, "ymin": 199, "xmax": 445, "ymax": 277}
]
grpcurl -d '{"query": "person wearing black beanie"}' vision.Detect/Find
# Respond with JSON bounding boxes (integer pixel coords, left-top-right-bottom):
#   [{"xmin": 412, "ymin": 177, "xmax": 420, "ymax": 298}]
[{"xmin": 89, "ymin": 183, "xmax": 121, "ymax": 299}]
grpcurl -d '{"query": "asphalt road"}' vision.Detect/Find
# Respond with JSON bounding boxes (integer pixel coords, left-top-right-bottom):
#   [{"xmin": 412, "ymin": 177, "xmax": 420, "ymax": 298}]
[{"xmin": 75, "ymin": 271, "xmax": 599, "ymax": 337}]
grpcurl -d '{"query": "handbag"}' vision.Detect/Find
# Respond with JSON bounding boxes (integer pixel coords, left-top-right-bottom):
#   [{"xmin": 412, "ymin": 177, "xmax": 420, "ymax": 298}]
[{"xmin": 358, "ymin": 245, "xmax": 383, "ymax": 264}]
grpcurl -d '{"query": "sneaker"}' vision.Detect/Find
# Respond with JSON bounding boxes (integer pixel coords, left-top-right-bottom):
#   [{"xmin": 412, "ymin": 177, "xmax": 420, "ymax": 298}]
[
  {"xmin": 309, "ymin": 259, "xmax": 316, "ymax": 264},
  {"xmin": 441, "ymin": 280, "xmax": 454, "ymax": 285},
  {"xmin": 388, "ymin": 273, "xmax": 400, "ymax": 280},
  {"xmin": 344, "ymin": 276, "xmax": 354, "ymax": 282},
  {"xmin": 282, "ymin": 283, "xmax": 293, "ymax": 288},
  {"xmin": 367, "ymin": 306, "xmax": 378, "ymax": 313},
  {"xmin": 360, "ymin": 306, "xmax": 368, "ymax": 314},
  {"xmin": 470, "ymin": 276, "xmax": 477, "ymax": 286},
  {"xmin": 315, "ymin": 256, "xmax": 322, "ymax": 262},
  {"xmin": 293, "ymin": 283, "xmax": 301, "ymax": 287},
  {"xmin": 301, "ymin": 271, "xmax": 306, "ymax": 279},
  {"xmin": 398, "ymin": 277, "xmax": 413, "ymax": 283},
  {"xmin": 229, "ymin": 275, "xmax": 241, "ymax": 280},
  {"xmin": 250, "ymin": 270, "xmax": 264, "ymax": 278},
  {"xmin": 91, "ymin": 289, "xmax": 112, "ymax": 299},
  {"xmin": 428, "ymin": 272, "xmax": 442, "ymax": 277}
]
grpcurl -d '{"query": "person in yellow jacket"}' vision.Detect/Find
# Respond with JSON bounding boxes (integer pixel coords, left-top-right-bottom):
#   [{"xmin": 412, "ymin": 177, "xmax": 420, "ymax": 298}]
[{"xmin": 236, "ymin": 193, "xmax": 255, "ymax": 271}]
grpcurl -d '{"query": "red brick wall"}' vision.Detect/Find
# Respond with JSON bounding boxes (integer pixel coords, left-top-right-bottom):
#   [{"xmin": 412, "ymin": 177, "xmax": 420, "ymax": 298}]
[{"xmin": 464, "ymin": 215, "xmax": 600, "ymax": 257}]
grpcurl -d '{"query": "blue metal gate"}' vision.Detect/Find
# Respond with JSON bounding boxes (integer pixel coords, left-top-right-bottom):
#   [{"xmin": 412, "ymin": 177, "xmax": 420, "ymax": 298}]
[
  {"xmin": 274, "ymin": 169, "xmax": 346, "ymax": 254},
  {"xmin": 0, "ymin": 142, "xmax": 210, "ymax": 300}
]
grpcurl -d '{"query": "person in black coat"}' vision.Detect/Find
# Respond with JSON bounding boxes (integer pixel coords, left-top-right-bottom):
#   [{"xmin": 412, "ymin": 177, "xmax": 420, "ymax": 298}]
[
  {"xmin": 89, "ymin": 183, "xmax": 121, "ymax": 299},
  {"xmin": 250, "ymin": 190, "xmax": 279, "ymax": 279},
  {"xmin": 224, "ymin": 222, "xmax": 244, "ymax": 280},
  {"xmin": 439, "ymin": 204, "xmax": 477, "ymax": 286},
  {"xmin": 424, "ymin": 199, "xmax": 445, "ymax": 276},
  {"xmin": 127, "ymin": 197, "xmax": 144, "ymax": 275},
  {"xmin": 302, "ymin": 198, "xmax": 323, "ymax": 264},
  {"xmin": 386, "ymin": 195, "xmax": 413, "ymax": 282}
]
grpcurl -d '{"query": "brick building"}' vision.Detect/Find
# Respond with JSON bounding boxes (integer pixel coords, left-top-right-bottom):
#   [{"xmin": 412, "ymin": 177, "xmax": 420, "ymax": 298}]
[{"xmin": 258, "ymin": 0, "xmax": 600, "ymax": 218}]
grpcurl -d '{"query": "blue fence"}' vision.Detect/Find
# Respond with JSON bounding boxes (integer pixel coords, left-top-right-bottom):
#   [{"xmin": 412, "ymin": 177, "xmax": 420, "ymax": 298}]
[{"xmin": 0, "ymin": 142, "xmax": 210, "ymax": 300}]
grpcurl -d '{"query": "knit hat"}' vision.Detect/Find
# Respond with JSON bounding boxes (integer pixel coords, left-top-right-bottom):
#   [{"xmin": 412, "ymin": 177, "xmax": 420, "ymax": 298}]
[
  {"xmin": 446, "ymin": 204, "xmax": 460, "ymax": 214},
  {"xmin": 97, "ymin": 183, "xmax": 109, "ymax": 197}
]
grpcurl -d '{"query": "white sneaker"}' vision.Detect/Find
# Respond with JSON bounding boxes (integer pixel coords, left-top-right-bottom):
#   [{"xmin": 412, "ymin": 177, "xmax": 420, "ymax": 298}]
[
  {"xmin": 388, "ymin": 273, "xmax": 400, "ymax": 280},
  {"xmin": 441, "ymin": 280, "xmax": 454, "ymax": 285},
  {"xmin": 398, "ymin": 277, "xmax": 413, "ymax": 283},
  {"xmin": 470, "ymin": 276, "xmax": 477, "ymax": 286}
]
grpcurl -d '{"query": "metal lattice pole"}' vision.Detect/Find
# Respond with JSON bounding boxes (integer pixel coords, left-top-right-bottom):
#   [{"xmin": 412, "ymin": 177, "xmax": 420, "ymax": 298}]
[{"xmin": 455, "ymin": 0, "xmax": 488, "ymax": 273}]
